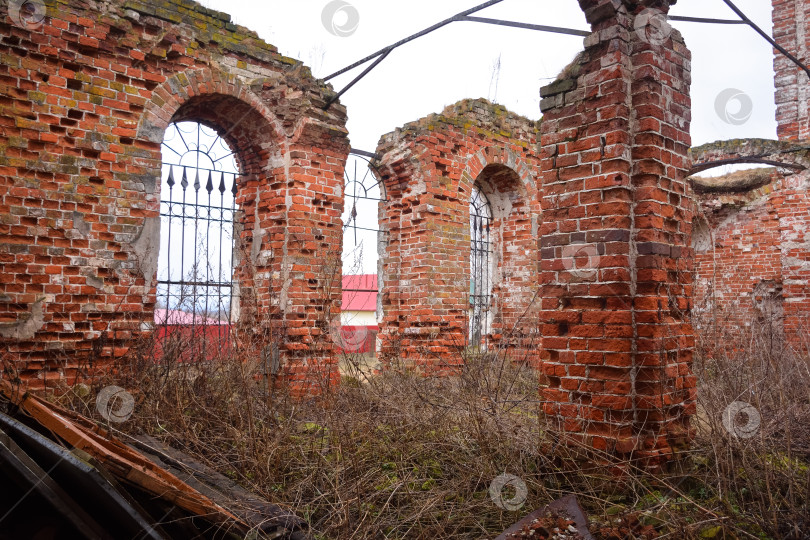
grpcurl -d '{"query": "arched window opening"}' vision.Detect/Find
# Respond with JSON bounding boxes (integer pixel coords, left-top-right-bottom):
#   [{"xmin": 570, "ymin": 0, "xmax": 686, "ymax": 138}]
[
  {"xmin": 340, "ymin": 152, "xmax": 385, "ymax": 356},
  {"xmin": 156, "ymin": 121, "xmax": 241, "ymax": 359},
  {"xmin": 470, "ymin": 185, "xmax": 493, "ymax": 348}
]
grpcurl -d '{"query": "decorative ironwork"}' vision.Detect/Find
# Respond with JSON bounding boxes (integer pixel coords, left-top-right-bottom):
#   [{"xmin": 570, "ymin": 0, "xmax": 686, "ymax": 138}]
[
  {"xmin": 470, "ymin": 185, "xmax": 492, "ymax": 347},
  {"xmin": 156, "ymin": 121, "xmax": 241, "ymax": 359},
  {"xmin": 340, "ymin": 151, "xmax": 385, "ymax": 355},
  {"xmin": 343, "ymin": 151, "xmax": 385, "ymax": 259}
]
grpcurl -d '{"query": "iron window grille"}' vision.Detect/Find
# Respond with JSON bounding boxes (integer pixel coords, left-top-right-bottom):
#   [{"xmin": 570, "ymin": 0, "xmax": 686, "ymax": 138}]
[
  {"xmin": 156, "ymin": 122, "xmax": 241, "ymax": 358},
  {"xmin": 470, "ymin": 185, "xmax": 493, "ymax": 347}
]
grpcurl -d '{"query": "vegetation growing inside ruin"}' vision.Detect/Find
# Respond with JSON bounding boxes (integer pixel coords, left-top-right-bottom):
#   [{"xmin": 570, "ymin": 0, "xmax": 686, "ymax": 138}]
[{"xmin": 45, "ymin": 307, "xmax": 809, "ymax": 540}]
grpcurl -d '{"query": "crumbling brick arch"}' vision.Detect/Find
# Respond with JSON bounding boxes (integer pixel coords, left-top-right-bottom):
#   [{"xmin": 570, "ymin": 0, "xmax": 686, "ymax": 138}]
[
  {"xmin": 689, "ymin": 139, "xmax": 810, "ymax": 176},
  {"xmin": 135, "ymin": 69, "xmax": 289, "ymax": 303},
  {"xmin": 135, "ymin": 69, "xmax": 351, "ymax": 394},
  {"xmin": 691, "ymin": 152, "xmax": 810, "ymax": 353},
  {"xmin": 0, "ymin": 0, "xmax": 349, "ymax": 393},
  {"xmin": 138, "ymin": 69, "xmax": 286, "ymax": 147},
  {"xmin": 143, "ymin": 94, "xmax": 289, "ymax": 372},
  {"xmin": 374, "ymin": 98, "xmax": 540, "ymax": 372}
]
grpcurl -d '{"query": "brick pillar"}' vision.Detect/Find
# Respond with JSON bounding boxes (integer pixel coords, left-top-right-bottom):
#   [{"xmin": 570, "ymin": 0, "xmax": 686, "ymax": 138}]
[
  {"xmin": 538, "ymin": 0, "xmax": 695, "ymax": 466},
  {"xmin": 279, "ymin": 141, "xmax": 349, "ymax": 396},
  {"xmin": 375, "ymin": 134, "xmax": 469, "ymax": 374},
  {"xmin": 772, "ymin": 0, "xmax": 810, "ymax": 141}
]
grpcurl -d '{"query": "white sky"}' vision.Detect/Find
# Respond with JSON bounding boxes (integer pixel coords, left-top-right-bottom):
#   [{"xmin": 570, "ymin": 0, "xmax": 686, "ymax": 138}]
[
  {"xmin": 201, "ymin": 0, "xmax": 777, "ymax": 150},
  {"xmin": 194, "ymin": 0, "xmax": 779, "ymax": 274}
]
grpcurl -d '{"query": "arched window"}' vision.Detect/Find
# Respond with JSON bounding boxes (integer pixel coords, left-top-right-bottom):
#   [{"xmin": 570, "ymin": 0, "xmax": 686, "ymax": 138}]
[
  {"xmin": 156, "ymin": 121, "xmax": 240, "ymax": 356},
  {"xmin": 469, "ymin": 185, "xmax": 493, "ymax": 347},
  {"xmin": 339, "ymin": 152, "xmax": 385, "ymax": 355}
]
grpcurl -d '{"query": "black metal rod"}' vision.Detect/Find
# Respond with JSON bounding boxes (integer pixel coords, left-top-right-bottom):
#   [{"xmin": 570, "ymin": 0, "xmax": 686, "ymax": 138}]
[
  {"xmin": 160, "ymin": 200, "xmax": 240, "ymax": 219},
  {"xmin": 350, "ymin": 148, "xmax": 381, "ymax": 160},
  {"xmin": 179, "ymin": 167, "xmax": 188, "ymax": 311},
  {"xmin": 460, "ymin": 16, "xmax": 589, "ymax": 37},
  {"xmin": 345, "ymin": 224, "xmax": 383, "ymax": 234},
  {"xmin": 156, "ymin": 280, "xmax": 234, "ymax": 288},
  {"xmin": 352, "ymin": 160, "xmax": 359, "ymax": 245},
  {"xmin": 668, "ymin": 15, "xmax": 746, "ymax": 25},
  {"xmin": 203, "ymin": 178, "xmax": 212, "ymax": 348},
  {"xmin": 324, "ymin": 0, "xmax": 504, "ymax": 82},
  {"xmin": 228, "ymin": 177, "xmax": 238, "ymax": 324},
  {"xmin": 163, "ymin": 172, "xmax": 173, "ymax": 321},
  {"xmin": 323, "ymin": 49, "xmax": 392, "ymax": 110},
  {"xmin": 218, "ymin": 175, "xmax": 226, "ymax": 326},
  {"xmin": 161, "ymin": 162, "xmax": 234, "ymax": 176},
  {"xmin": 721, "ymin": 0, "xmax": 810, "ymax": 80}
]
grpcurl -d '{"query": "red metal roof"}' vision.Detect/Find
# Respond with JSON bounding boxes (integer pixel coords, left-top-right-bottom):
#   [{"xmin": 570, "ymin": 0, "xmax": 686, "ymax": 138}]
[
  {"xmin": 342, "ymin": 274, "xmax": 377, "ymax": 312},
  {"xmin": 154, "ymin": 309, "xmax": 229, "ymax": 325}
]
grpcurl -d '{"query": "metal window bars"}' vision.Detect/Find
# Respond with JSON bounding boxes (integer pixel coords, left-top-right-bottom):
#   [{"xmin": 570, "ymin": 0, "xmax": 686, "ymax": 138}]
[
  {"xmin": 156, "ymin": 122, "xmax": 241, "ymax": 362},
  {"xmin": 470, "ymin": 185, "xmax": 493, "ymax": 348},
  {"xmin": 343, "ymin": 150, "xmax": 385, "ymax": 254},
  {"xmin": 340, "ymin": 151, "xmax": 385, "ymax": 355}
]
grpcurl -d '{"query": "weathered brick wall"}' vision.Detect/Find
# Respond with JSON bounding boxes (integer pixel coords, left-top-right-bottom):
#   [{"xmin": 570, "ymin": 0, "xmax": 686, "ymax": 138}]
[
  {"xmin": 773, "ymin": 0, "xmax": 810, "ymax": 141},
  {"xmin": 692, "ymin": 174, "xmax": 783, "ymax": 333},
  {"xmin": 538, "ymin": 0, "xmax": 695, "ymax": 466},
  {"xmin": 0, "ymin": 0, "xmax": 349, "ymax": 392},
  {"xmin": 693, "ymin": 0, "xmax": 810, "ymax": 355},
  {"xmin": 375, "ymin": 99, "xmax": 541, "ymax": 371},
  {"xmin": 693, "ymin": 166, "xmax": 810, "ymax": 349}
]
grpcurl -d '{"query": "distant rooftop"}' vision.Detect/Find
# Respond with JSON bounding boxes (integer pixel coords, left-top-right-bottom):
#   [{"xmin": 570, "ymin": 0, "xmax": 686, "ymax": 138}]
[
  {"xmin": 342, "ymin": 274, "xmax": 377, "ymax": 312},
  {"xmin": 154, "ymin": 309, "xmax": 229, "ymax": 325}
]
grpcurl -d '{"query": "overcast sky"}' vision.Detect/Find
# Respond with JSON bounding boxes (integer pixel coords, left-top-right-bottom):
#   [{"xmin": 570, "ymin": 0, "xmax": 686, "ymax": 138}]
[
  {"xmin": 195, "ymin": 0, "xmax": 779, "ymax": 274},
  {"xmin": 201, "ymin": 0, "xmax": 777, "ymax": 151}
]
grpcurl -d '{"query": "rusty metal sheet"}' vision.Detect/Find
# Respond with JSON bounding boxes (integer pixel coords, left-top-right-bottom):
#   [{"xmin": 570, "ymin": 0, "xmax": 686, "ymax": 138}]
[{"xmin": 495, "ymin": 494, "xmax": 594, "ymax": 540}]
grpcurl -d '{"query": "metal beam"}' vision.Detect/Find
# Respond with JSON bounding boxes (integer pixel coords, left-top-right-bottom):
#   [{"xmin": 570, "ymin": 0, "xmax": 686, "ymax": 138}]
[
  {"xmin": 721, "ymin": 0, "xmax": 810, "ymax": 81},
  {"xmin": 459, "ymin": 16, "xmax": 589, "ymax": 37},
  {"xmin": 324, "ymin": 0, "xmax": 505, "ymax": 83}
]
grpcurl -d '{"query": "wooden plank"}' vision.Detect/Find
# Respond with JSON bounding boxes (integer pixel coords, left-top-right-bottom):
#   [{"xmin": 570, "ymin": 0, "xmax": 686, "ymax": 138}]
[{"xmin": 0, "ymin": 380, "xmax": 250, "ymax": 534}]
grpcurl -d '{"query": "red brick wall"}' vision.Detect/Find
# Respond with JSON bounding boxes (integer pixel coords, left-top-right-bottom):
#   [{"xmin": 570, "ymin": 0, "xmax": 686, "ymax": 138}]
[
  {"xmin": 778, "ymin": 177, "xmax": 810, "ymax": 341},
  {"xmin": 693, "ymin": 186, "xmax": 782, "ymax": 334},
  {"xmin": 694, "ymin": 171, "xmax": 810, "ymax": 349},
  {"xmin": 772, "ymin": 0, "xmax": 810, "ymax": 141},
  {"xmin": 538, "ymin": 0, "xmax": 694, "ymax": 466},
  {"xmin": 771, "ymin": 0, "xmax": 810, "ymax": 343},
  {"xmin": 0, "ymin": 0, "xmax": 349, "ymax": 393},
  {"xmin": 375, "ymin": 99, "xmax": 541, "ymax": 371},
  {"xmin": 691, "ymin": 0, "xmax": 810, "ymax": 352}
]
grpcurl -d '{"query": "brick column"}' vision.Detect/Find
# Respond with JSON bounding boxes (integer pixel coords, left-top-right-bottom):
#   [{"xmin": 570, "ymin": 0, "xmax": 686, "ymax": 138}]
[
  {"xmin": 538, "ymin": 0, "xmax": 695, "ymax": 466},
  {"xmin": 772, "ymin": 0, "xmax": 810, "ymax": 141}
]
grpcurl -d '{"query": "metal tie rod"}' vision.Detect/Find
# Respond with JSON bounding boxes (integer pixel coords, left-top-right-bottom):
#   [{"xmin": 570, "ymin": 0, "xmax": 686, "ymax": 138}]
[
  {"xmin": 323, "ymin": 0, "xmax": 506, "ymax": 109},
  {"xmin": 668, "ymin": 15, "xmax": 746, "ymax": 25},
  {"xmin": 324, "ymin": 0, "xmax": 504, "ymax": 83},
  {"xmin": 721, "ymin": 0, "xmax": 810, "ymax": 81},
  {"xmin": 323, "ymin": 0, "xmax": 810, "ymax": 109},
  {"xmin": 322, "ymin": 0, "xmax": 596, "ymax": 110},
  {"xmin": 458, "ymin": 16, "xmax": 589, "ymax": 37}
]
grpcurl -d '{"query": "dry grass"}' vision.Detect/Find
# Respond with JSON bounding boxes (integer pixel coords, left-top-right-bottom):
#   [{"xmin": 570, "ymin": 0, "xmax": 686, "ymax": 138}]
[{"xmin": 53, "ymin": 311, "xmax": 810, "ymax": 540}]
